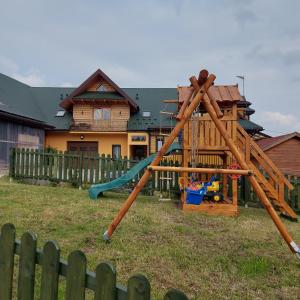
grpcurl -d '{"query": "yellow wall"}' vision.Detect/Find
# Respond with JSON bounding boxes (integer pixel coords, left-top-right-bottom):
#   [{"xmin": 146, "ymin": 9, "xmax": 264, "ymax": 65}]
[
  {"xmin": 45, "ymin": 131, "xmax": 128, "ymax": 156},
  {"xmin": 127, "ymin": 132, "xmax": 149, "ymax": 156}
]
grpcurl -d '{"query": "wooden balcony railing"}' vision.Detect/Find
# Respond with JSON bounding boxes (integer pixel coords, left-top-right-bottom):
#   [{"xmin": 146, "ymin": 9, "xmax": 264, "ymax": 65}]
[{"xmin": 71, "ymin": 119, "xmax": 128, "ymax": 132}]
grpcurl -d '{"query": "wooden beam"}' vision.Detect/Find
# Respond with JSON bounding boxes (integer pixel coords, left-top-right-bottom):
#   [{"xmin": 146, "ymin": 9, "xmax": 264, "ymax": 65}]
[
  {"xmin": 103, "ymin": 72, "xmax": 216, "ymax": 241},
  {"xmin": 148, "ymin": 166, "xmax": 252, "ymax": 175},
  {"xmin": 176, "ymin": 70, "xmax": 209, "ymax": 120},
  {"xmin": 163, "ymin": 100, "xmax": 179, "ymax": 103},
  {"xmin": 207, "ymin": 89, "xmax": 224, "ymax": 118}
]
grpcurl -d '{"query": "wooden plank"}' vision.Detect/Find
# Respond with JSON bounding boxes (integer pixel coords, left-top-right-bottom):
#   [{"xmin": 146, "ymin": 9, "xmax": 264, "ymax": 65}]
[
  {"xmin": 0, "ymin": 223, "xmax": 16, "ymax": 300},
  {"xmin": 40, "ymin": 241, "xmax": 60, "ymax": 300},
  {"xmin": 95, "ymin": 154, "xmax": 100, "ymax": 183},
  {"xmin": 25, "ymin": 149, "xmax": 30, "ymax": 177},
  {"xmin": 100, "ymin": 154, "xmax": 106, "ymax": 182},
  {"xmin": 20, "ymin": 148, "xmax": 25, "ymax": 177},
  {"xmin": 15, "ymin": 148, "xmax": 20, "ymax": 177},
  {"xmin": 204, "ymin": 121, "xmax": 210, "ymax": 145},
  {"xmin": 182, "ymin": 203, "xmax": 239, "ymax": 216},
  {"xmin": 94, "ymin": 262, "xmax": 116, "ymax": 300},
  {"xmin": 127, "ymin": 274, "xmax": 150, "ymax": 300},
  {"xmin": 232, "ymin": 178, "xmax": 238, "ymax": 206},
  {"xmin": 66, "ymin": 250, "xmax": 87, "ymax": 300},
  {"xmin": 148, "ymin": 166, "xmax": 252, "ymax": 175},
  {"xmin": 17, "ymin": 231, "xmax": 37, "ymax": 300}
]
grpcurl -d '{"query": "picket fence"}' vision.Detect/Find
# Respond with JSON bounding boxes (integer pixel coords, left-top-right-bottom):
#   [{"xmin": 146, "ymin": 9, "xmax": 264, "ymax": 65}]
[
  {"xmin": 0, "ymin": 223, "xmax": 188, "ymax": 300},
  {"xmin": 9, "ymin": 148, "xmax": 300, "ymax": 212},
  {"xmin": 9, "ymin": 148, "xmax": 180, "ymax": 194}
]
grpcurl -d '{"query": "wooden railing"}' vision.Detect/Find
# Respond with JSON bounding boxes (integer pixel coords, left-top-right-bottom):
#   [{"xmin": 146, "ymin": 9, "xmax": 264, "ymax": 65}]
[
  {"xmin": 236, "ymin": 124, "xmax": 295, "ymax": 216},
  {"xmin": 0, "ymin": 223, "xmax": 188, "ymax": 300},
  {"xmin": 71, "ymin": 119, "xmax": 128, "ymax": 131}
]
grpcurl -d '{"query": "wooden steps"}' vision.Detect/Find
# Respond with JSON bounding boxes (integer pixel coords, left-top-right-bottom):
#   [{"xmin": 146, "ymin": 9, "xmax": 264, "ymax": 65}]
[{"xmin": 237, "ymin": 125, "xmax": 297, "ymax": 220}]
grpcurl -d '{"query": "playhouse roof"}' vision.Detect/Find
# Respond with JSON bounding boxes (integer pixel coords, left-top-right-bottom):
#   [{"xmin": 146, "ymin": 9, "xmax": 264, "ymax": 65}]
[{"xmin": 178, "ymin": 85, "xmax": 242, "ymax": 105}]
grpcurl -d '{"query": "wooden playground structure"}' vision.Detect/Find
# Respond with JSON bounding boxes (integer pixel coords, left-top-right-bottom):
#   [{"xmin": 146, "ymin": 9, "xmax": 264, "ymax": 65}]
[{"xmin": 103, "ymin": 69, "xmax": 300, "ymax": 259}]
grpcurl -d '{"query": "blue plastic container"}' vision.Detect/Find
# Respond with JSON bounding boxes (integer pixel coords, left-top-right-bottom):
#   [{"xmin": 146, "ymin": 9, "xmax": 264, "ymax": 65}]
[{"xmin": 186, "ymin": 188, "xmax": 206, "ymax": 205}]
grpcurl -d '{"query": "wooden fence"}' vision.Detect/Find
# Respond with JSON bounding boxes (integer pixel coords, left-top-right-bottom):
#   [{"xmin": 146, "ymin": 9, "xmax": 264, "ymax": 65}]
[
  {"xmin": 9, "ymin": 148, "xmax": 180, "ymax": 194},
  {"xmin": 0, "ymin": 223, "xmax": 188, "ymax": 300},
  {"xmin": 9, "ymin": 148, "xmax": 300, "ymax": 213}
]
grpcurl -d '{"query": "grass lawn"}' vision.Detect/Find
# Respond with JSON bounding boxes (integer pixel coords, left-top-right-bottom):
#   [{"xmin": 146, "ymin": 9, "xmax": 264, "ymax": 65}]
[{"xmin": 0, "ymin": 178, "xmax": 300, "ymax": 299}]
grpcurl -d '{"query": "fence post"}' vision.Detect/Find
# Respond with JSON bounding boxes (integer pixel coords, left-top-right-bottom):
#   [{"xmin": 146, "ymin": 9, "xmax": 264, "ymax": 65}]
[
  {"xmin": 127, "ymin": 274, "xmax": 150, "ymax": 300},
  {"xmin": 40, "ymin": 241, "xmax": 60, "ymax": 300},
  {"xmin": 65, "ymin": 250, "xmax": 87, "ymax": 300},
  {"xmin": 17, "ymin": 231, "xmax": 37, "ymax": 300},
  {"xmin": 0, "ymin": 223, "xmax": 16, "ymax": 300},
  {"xmin": 78, "ymin": 152, "xmax": 83, "ymax": 189},
  {"xmin": 94, "ymin": 262, "xmax": 117, "ymax": 300}
]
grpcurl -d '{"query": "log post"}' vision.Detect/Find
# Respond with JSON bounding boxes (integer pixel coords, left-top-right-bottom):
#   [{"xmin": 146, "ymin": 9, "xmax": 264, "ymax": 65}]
[
  {"xmin": 189, "ymin": 79, "xmax": 299, "ymax": 255},
  {"xmin": 103, "ymin": 73, "xmax": 216, "ymax": 241}
]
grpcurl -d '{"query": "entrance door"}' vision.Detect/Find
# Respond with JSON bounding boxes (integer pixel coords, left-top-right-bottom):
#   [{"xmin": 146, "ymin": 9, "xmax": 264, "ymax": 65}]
[
  {"xmin": 67, "ymin": 141, "xmax": 98, "ymax": 154},
  {"xmin": 131, "ymin": 145, "xmax": 147, "ymax": 160}
]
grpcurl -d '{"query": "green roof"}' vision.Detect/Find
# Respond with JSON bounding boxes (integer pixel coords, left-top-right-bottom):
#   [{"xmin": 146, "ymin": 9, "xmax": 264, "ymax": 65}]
[
  {"xmin": 238, "ymin": 119, "xmax": 263, "ymax": 132},
  {"xmin": 73, "ymin": 91, "xmax": 124, "ymax": 100},
  {"xmin": 0, "ymin": 72, "xmax": 263, "ymax": 133}
]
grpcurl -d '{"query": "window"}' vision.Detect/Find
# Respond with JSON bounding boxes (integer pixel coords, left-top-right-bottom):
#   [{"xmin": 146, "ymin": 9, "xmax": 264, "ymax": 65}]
[
  {"xmin": 94, "ymin": 108, "xmax": 111, "ymax": 120},
  {"xmin": 112, "ymin": 145, "xmax": 121, "ymax": 159},
  {"xmin": 131, "ymin": 135, "xmax": 146, "ymax": 142},
  {"xmin": 56, "ymin": 110, "xmax": 65, "ymax": 117},
  {"xmin": 142, "ymin": 111, "xmax": 151, "ymax": 117},
  {"xmin": 156, "ymin": 137, "xmax": 163, "ymax": 151},
  {"xmin": 97, "ymin": 84, "xmax": 106, "ymax": 91}
]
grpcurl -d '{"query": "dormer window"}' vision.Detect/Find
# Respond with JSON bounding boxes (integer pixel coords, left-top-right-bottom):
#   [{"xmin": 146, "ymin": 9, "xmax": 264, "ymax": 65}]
[
  {"xmin": 142, "ymin": 111, "xmax": 151, "ymax": 117},
  {"xmin": 94, "ymin": 108, "xmax": 111, "ymax": 120},
  {"xmin": 56, "ymin": 110, "xmax": 66, "ymax": 117}
]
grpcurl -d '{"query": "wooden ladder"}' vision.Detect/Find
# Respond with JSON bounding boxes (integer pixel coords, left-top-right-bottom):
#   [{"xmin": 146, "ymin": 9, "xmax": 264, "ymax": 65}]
[{"xmin": 236, "ymin": 124, "xmax": 297, "ymax": 220}]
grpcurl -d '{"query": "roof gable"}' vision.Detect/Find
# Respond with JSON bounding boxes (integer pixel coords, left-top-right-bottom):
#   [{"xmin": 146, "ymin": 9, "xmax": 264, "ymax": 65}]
[
  {"xmin": 60, "ymin": 69, "xmax": 138, "ymax": 111},
  {"xmin": 257, "ymin": 132, "xmax": 300, "ymax": 151}
]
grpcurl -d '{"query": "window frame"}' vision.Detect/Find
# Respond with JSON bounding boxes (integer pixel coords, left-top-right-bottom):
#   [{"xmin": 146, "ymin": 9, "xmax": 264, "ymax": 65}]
[
  {"xmin": 112, "ymin": 144, "xmax": 121, "ymax": 159},
  {"xmin": 94, "ymin": 108, "xmax": 111, "ymax": 120}
]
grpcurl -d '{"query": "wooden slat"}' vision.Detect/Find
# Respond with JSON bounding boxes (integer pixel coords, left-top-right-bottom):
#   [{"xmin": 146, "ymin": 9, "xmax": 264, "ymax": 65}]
[
  {"xmin": 127, "ymin": 274, "xmax": 150, "ymax": 300},
  {"xmin": 17, "ymin": 231, "xmax": 37, "ymax": 300},
  {"xmin": 0, "ymin": 223, "xmax": 16, "ymax": 300},
  {"xmin": 40, "ymin": 241, "xmax": 60, "ymax": 300},
  {"xmin": 66, "ymin": 250, "xmax": 87, "ymax": 300},
  {"xmin": 94, "ymin": 262, "xmax": 116, "ymax": 300}
]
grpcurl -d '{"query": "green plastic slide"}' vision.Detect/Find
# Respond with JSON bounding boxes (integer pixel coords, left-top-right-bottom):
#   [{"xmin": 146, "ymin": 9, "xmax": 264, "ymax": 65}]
[{"xmin": 89, "ymin": 143, "xmax": 181, "ymax": 199}]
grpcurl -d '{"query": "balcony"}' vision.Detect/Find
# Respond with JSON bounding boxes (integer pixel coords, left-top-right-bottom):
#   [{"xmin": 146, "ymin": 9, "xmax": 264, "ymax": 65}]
[{"xmin": 71, "ymin": 119, "xmax": 128, "ymax": 132}]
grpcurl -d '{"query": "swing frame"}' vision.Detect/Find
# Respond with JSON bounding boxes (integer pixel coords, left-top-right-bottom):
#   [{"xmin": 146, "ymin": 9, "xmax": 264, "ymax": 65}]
[{"xmin": 102, "ymin": 69, "xmax": 300, "ymax": 260}]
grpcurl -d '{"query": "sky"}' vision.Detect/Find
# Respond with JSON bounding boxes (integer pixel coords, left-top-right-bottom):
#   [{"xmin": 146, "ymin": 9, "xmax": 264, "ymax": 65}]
[{"xmin": 0, "ymin": 0, "xmax": 299, "ymax": 135}]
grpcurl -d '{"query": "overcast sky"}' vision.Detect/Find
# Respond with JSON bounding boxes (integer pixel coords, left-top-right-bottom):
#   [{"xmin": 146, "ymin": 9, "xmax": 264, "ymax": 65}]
[{"xmin": 0, "ymin": 0, "xmax": 299, "ymax": 135}]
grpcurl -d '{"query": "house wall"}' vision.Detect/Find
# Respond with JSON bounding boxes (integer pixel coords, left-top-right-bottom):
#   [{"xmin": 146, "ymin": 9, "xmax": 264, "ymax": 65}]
[
  {"xmin": 73, "ymin": 104, "xmax": 130, "ymax": 122},
  {"xmin": 0, "ymin": 120, "xmax": 44, "ymax": 171},
  {"xmin": 45, "ymin": 131, "xmax": 128, "ymax": 156},
  {"xmin": 265, "ymin": 138, "xmax": 300, "ymax": 176}
]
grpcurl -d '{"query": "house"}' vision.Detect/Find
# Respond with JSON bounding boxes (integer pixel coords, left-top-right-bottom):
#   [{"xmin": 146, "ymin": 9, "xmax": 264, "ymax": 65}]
[
  {"xmin": 0, "ymin": 74, "xmax": 52, "ymax": 173},
  {"xmin": 0, "ymin": 68, "xmax": 263, "ymax": 172},
  {"xmin": 257, "ymin": 132, "xmax": 300, "ymax": 176}
]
